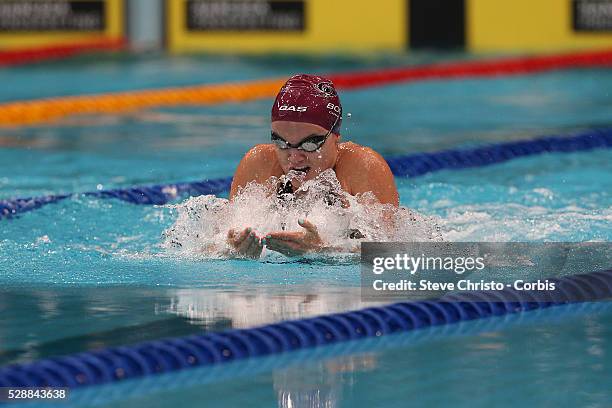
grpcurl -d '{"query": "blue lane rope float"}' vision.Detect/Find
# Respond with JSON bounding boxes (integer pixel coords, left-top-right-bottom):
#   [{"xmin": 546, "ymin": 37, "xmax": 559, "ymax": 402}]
[
  {"xmin": 0, "ymin": 177, "xmax": 233, "ymax": 220},
  {"xmin": 1, "ymin": 127, "xmax": 611, "ymax": 220},
  {"xmin": 0, "ymin": 269, "xmax": 610, "ymax": 389},
  {"xmin": 49, "ymin": 302, "xmax": 612, "ymax": 407},
  {"xmin": 386, "ymin": 127, "xmax": 611, "ymax": 178}
]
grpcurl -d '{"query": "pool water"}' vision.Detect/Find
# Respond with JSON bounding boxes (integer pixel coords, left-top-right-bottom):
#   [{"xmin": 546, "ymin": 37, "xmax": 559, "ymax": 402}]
[
  {"xmin": 1, "ymin": 53, "xmax": 611, "ymax": 407},
  {"xmin": 67, "ymin": 303, "xmax": 612, "ymax": 408}
]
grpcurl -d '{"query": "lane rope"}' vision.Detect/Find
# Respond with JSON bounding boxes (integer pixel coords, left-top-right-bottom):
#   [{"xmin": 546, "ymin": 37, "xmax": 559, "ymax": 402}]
[
  {"xmin": 1, "ymin": 48, "xmax": 611, "ymax": 127},
  {"xmin": 0, "ymin": 38, "xmax": 125, "ymax": 67},
  {"xmin": 1, "ymin": 268, "xmax": 610, "ymax": 389},
  {"xmin": 1, "ymin": 127, "xmax": 610, "ymax": 220},
  {"xmin": 55, "ymin": 302, "xmax": 612, "ymax": 406}
]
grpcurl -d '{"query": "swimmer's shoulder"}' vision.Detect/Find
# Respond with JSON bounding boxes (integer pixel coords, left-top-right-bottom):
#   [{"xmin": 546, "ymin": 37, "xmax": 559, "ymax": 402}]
[
  {"xmin": 230, "ymin": 144, "xmax": 281, "ymax": 199},
  {"xmin": 336, "ymin": 141, "xmax": 388, "ymax": 171},
  {"xmin": 335, "ymin": 142, "xmax": 399, "ymax": 205},
  {"xmin": 243, "ymin": 143, "xmax": 277, "ymax": 163}
]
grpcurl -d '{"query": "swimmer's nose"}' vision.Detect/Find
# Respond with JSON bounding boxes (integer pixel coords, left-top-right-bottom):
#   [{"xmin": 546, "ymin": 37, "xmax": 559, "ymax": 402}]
[{"xmin": 287, "ymin": 149, "xmax": 307, "ymax": 164}]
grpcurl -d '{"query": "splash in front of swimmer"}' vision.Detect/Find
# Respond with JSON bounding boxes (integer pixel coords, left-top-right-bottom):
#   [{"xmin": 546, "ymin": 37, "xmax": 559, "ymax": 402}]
[{"xmin": 227, "ymin": 74, "xmax": 399, "ymax": 258}]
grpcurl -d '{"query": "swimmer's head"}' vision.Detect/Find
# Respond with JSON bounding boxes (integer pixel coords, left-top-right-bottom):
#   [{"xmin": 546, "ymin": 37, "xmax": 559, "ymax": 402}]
[
  {"xmin": 271, "ymin": 75, "xmax": 343, "ymax": 184},
  {"xmin": 271, "ymin": 74, "xmax": 342, "ymax": 135}
]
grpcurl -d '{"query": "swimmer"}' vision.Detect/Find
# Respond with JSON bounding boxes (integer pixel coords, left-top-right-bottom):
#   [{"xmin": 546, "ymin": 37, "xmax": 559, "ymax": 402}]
[{"xmin": 227, "ymin": 74, "xmax": 399, "ymax": 258}]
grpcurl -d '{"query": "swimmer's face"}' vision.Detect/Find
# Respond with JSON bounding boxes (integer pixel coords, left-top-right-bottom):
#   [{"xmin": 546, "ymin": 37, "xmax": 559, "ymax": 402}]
[{"xmin": 271, "ymin": 121, "xmax": 339, "ymax": 182}]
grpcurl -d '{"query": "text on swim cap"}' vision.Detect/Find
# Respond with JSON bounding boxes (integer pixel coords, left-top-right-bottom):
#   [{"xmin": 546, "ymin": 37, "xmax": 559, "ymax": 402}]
[
  {"xmin": 327, "ymin": 103, "xmax": 341, "ymax": 114},
  {"xmin": 279, "ymin": 105, "xmax": 308, "ymax": 112}
]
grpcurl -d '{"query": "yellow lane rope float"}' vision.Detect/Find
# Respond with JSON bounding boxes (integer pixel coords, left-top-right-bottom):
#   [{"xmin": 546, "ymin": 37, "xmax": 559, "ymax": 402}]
[
  {"xmin": 4, "ymin": 48, "xmax": 612, "ymax": 128},
  {"xmin": 0, "ymin": 78, "xmax": 286, "ymax": 127}
]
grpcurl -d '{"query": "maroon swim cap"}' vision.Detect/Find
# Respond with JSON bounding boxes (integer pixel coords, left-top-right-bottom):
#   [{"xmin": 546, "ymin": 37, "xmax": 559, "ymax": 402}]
[{"xmin": 271, "ymin": 74, "xmax": 342, "ymax": 134}]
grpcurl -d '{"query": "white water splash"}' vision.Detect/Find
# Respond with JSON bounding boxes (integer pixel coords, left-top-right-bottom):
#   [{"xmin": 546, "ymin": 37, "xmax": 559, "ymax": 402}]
[
  {"xmin": 161, "ymin": 169, "xmax": 442, "ymax": 258},
  {"xmin": 439, "ymin": 203, "xmax": 612, "ymax": 241}
]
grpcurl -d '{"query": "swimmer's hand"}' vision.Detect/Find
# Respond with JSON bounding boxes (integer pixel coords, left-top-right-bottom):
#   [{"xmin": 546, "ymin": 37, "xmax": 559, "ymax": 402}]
[
  {"xmin": 263, "ymin": 219, "xmax": 323, "ymax": 257},
  {"xmin": 227, "ymin": 228, "xmax": 263, "ymax": 259}
]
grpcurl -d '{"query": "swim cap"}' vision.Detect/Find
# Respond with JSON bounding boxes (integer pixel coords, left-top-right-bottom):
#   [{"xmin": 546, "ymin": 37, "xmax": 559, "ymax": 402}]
[{"xmin": 271, "ymin": 74, "xmax": 342, "ymax": 135}]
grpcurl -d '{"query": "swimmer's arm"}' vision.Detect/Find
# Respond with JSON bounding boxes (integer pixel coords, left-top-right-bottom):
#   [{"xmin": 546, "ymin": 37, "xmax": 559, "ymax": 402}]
[
  {"xmin": 266, "ymin": 238, "xmax": 359, "ymax": 256},
  {"xmin": 338, "ymin": 147, "xmax": 399, "ymax": 235},
  {"xmin": 226, "ymin": 227, "xmax": 264, "ymax": 259},
  {"xmin": 265, "ymin": 220, "xmax": 361, "ymax": 256},
  {"xmin": 229, "ymin": 144, "xmax": 278, "ymax": 200},
  {"xmin": 343, "ymin": 147, "xmax": 399, "ymax": 207}
]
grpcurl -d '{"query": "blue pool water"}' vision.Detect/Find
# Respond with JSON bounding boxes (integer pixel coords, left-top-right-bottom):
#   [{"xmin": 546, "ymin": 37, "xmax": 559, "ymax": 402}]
[{"xmin": 1, "ymin": 53, "xmax": 611, "ymax": 407}]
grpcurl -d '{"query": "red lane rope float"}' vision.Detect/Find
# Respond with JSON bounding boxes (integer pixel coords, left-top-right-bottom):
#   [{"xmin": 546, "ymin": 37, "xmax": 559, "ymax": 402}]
[
  {"xmin": 329, "ymin": 48, "xmax": 612, "ymax": 88},
  {"xmin": 0, "ymin": 38, "xmax": 125, "ymax": 67},
  {"xmin": 1, "ymin": 48, "xmax": 611, "ymax": 127}
]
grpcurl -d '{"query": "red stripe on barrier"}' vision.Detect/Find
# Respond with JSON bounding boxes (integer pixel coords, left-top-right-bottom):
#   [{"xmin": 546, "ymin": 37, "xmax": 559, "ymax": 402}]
[
  {"xmin": 328, "ymin": 49, "xmax": 612, "ymax": 89},
  {"xmin": 0, "ymin": 38, "xmax": 126, "ymax": 67}
]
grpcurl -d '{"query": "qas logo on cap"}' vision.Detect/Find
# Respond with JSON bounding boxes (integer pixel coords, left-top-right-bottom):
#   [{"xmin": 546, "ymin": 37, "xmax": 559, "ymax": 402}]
[
  {"xmin": 314, "ymin": 82, "xmax": 336, "ymax": 96},
  {"xmin": 279, "ymin": 105, "xmax": 307, "ymax": 112}
]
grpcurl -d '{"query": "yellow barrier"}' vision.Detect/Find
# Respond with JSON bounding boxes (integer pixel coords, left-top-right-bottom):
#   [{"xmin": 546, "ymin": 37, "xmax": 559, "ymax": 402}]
[
  {"xmin": 0, "ymin": 0, "xmax": 124, "ymax": 50},
  {"xmin": 166, "ymin": 0, "xmax": 406, "ymax": 54},
  {"xmin": 0, "ymin": 78, "xmax": 285, "ymax": 127},
  {"xmin": 468, "ymin": 0, "xmax": 612, "ymax": 52}
]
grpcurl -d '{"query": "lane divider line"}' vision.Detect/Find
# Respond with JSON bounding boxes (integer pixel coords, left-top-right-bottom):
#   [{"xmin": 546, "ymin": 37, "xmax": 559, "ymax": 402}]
[
  {"xmin": 1, "ymin": 268, "xmax": 610, "ymax": 389},
  {"xmin": 1, "ymin": 48, "xmax": 611, "ymax": 127},
  {"xmin": 0, "ymin": 38, "xmax": 125, "ymax": 67},
  {"xmin": 1, "ymin": 127, "xmax": 610, "ymax": 220}
]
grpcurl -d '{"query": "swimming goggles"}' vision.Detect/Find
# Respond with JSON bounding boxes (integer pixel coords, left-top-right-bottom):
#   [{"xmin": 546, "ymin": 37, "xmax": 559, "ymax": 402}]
[
  {"xmin": 271, "ymin": 131, "xmax": 331, "ymax": 152},
  {"xmin": 271, "ymin": 114, "xmax": 340, "ymax": 152}
]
